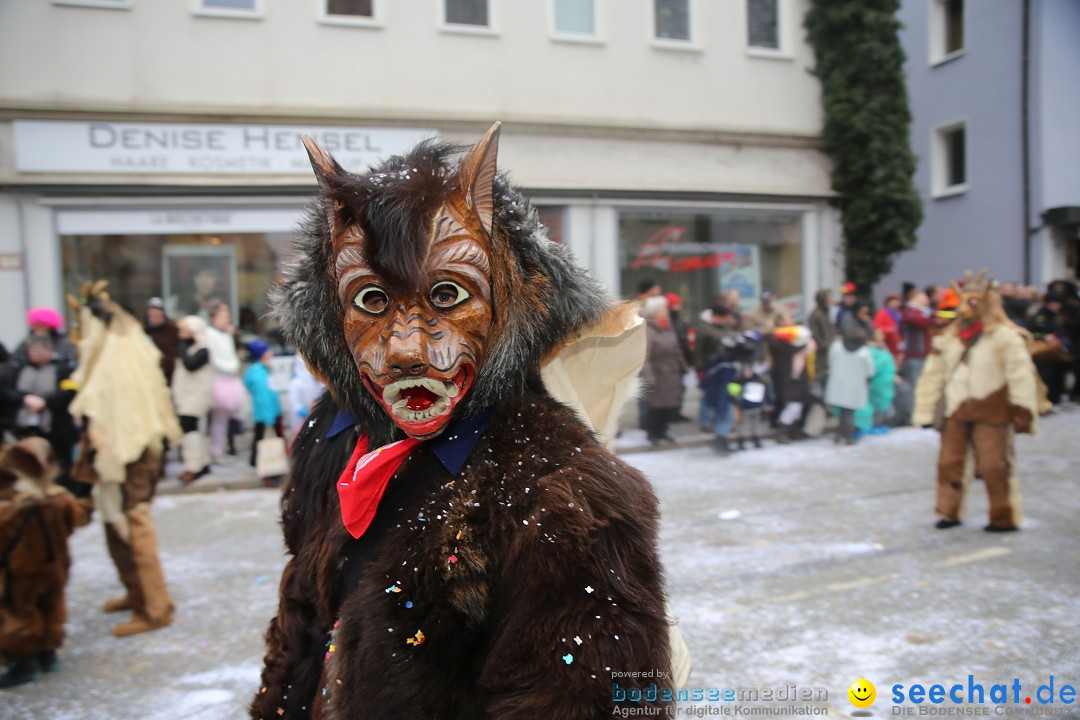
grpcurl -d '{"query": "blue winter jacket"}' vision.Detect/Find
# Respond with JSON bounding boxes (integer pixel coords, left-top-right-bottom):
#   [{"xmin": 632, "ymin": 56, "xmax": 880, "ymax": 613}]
[{"xmin": 243, "ymin": 362, "xmax": 282, "ymax": 425}]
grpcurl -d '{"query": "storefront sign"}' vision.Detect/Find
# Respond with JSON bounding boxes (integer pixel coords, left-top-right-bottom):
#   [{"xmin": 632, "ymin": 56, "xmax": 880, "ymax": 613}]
[
  {"xmin": 56, "ymin": 207, "xmax": 307, "ymax": 235},
  {"xmin": 13, "ymin": 120, "xmax": 435, "ymax": 175}
]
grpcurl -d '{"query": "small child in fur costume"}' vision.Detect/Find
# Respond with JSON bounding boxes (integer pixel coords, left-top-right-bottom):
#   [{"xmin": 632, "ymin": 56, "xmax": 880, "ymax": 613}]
[{"xmin": 0, "ymin": 437, "xmax": 90, "ymax": 688}]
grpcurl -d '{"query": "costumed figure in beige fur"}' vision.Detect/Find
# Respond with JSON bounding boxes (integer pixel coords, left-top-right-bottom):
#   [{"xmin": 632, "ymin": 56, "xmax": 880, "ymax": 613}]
[
  {"xmin": 68, "ymin": 282, "xmax": 182, "ymax": 636},
  {"xmin": 914, "ymin": 270, "xmax": 1039, "ymax": 532},
  {"xmin": 0, "ymin": 437, "xmax": 91, "ymax": 687}
]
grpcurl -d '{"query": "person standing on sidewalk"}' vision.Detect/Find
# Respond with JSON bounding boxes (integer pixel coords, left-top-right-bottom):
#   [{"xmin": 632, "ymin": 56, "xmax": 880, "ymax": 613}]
[
  {"xmin": 697, "ymin": 303, "xmax": 740, "ymax": 454},
  {"xmin": 143, "ymin": 298, "xmax": 179, "ymax": 386},
  {"xmin": 825, "ymin": 302, "xmax": 875, "ymax": 445},
  {"xmin": 242, "ymin": 340, "xmax": 283, "ymax": 475},
  {"xmin": 205, "ymin": 302, "xmax": 244, "ymax": 463},
  {"xmin": 895, "ymin": 288, "xmax": 936, "ymax": 425},
  {"xmin": 808, "ymin": 289, "xmax": 835, "ymax": 393},
  {"xmin": 642, "ymin": 296, "xmax": 688, "ymax": 445},
  {"xmin": 173, "ymin": 316, "xmax": 213, "ymax": 485}
]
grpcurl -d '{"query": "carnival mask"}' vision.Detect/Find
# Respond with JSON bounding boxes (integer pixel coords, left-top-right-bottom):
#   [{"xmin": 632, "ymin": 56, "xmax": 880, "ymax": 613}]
[
  {"xmin": 303, "ymin": 126, "xmax": 501, "ymax": 440},
  {"xmin": 954, "ymin": 269, "xmax": 993, "ymax": 325}
]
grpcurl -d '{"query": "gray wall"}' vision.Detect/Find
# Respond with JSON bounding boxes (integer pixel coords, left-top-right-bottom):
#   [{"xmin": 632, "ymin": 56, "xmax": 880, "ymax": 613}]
[
  {"xmin": 879, "ymin": 0, "xmax": 1026, "ymax": 298},
  {"xmin": 1032, "ymin": 0, "xmax": 1080, "ymax": 214},
  {"xmin": 1029, "ymin": 0, "xmax": 1080, "ymax": 282}
]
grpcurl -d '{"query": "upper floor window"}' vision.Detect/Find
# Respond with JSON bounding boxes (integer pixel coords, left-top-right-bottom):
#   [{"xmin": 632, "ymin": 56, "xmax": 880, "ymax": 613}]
[
  {"xmin": 930, "ymin": 0, "xmax": 964, "ymax": 65},
  {"xmin": 552, "ymin": 0, "xmax": 598, "ymax": 38},
  {"xmin": 747, "ymin": 0, "xmax": 779, "ymax": 50},
  {"xmin": 52, "ymin": 0, "xmax": 132, "ymax": 9},
  {"xmin": 194, "ymin": 0, "xmax": 262, "ymax": 18},
  {"xmin": 654, "ymin": 0, "xmax": 691, "ymax": 42},
  {"xmin": 932, "ymin": 119, "xmax": 967, "ymax": 197},
  {"xmin": 444, "ymin": 0, "xmax": 491, "ymax": 28},
  {"xmin": 322, "ymin": 0, "xmax": 380, "ymax": 26}
]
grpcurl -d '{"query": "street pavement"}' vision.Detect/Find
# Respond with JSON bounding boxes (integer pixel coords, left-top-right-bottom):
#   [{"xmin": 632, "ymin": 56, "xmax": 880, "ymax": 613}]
[{"xmin": 2, "ymin": 407, "xmax": 1078, "ymax": 719}]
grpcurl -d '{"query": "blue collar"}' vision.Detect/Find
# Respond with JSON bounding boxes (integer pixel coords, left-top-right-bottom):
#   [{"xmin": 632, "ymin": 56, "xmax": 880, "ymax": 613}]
[{"xmin": 325, "ymin": 406, "xmax": 496, "ymax": 478}]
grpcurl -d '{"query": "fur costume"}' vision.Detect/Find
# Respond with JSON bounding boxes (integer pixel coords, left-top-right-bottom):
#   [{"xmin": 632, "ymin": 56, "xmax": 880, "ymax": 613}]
[
  {"xmin": 68, "ymin": 284, "xmax": 180, "ymax": 635},
  {"xmin": 252, "ymin": 124, "xmax": 673, "ymax": 719},
  {"xmin": 914, "ymin": 271, "xmax": 1039, "ymax": 531},
  {"xmin": 0, "ymin": 438, "xmax": 89, "ymax": 669}
]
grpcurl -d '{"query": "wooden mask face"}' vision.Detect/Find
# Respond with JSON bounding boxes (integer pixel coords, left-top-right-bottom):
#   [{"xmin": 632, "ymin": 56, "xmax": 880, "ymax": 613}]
[
  {"xmin": 303, "ymin": 125, "xmax": 501, "ymax": 440},
  {"xmin": 953, "ymin": 269, "xmax": 992, "ymax": 325}
]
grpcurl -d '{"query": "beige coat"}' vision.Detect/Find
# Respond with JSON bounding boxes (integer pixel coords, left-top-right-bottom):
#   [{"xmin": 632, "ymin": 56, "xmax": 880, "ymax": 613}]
[{"xmin": 172, "ymin": 339, "xmax": 213, "ymax": 418}]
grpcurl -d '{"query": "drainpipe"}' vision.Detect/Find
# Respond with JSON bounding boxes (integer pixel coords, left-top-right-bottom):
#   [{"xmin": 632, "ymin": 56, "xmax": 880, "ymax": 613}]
[{"xmin": 1021, "ymin": 0, "xmax": 1032, "ymax": 284}]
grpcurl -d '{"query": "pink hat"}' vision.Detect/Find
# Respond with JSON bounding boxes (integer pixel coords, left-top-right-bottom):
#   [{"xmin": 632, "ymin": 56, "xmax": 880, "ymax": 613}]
[{"xmin": 27, "ymin": 307, "xmax": 64, "ymax": 331}]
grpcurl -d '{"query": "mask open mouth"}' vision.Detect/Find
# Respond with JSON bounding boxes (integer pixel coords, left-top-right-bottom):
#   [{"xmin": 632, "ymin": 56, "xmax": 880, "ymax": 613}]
[{"xmin": 366, "ymin": 366, "xmax": 471, "ymax": 438}]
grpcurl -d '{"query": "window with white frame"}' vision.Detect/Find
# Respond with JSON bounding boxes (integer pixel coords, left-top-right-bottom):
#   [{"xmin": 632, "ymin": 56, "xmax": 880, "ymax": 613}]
[
  {"xmin": 933, "ymin": 120, "xmax": 967, "ymax": 196},
  {"xmin": 322, "ymin": 0, "xmax": 380, "ymax": 25},
  {"xmin": 195, "ymin": 0, "xmax": 261, "ymax": 17},
  {"xmin": 654, "ymin": 0, "xmax": 691, "ymax": 42},
  {"xmin": 52, "ymin": 0, "xmax": 132, "ymax": 9},
  {"xmin": 445, "ymin": 0, "xmax": 490, "ymax": 27},
  {"xmin": 552, "ymin": 0, "xmax": 597, "ymax": 37},
  {"xmin": 747, "ymin": 0, "xmax": 779, "ymax": 50},
  {"xmin": 327, "ymin": 0, "xmax": 374, "ymax": 19},
  {"xmin": 929, "ymin": 0, "xmax": 964, "ymax": 64}
]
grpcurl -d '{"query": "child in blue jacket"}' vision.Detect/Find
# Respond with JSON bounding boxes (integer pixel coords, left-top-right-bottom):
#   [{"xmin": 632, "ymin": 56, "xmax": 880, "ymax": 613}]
[{"xmin": 242, "ymin": 340, "xmax": 283, "ymax": 470}]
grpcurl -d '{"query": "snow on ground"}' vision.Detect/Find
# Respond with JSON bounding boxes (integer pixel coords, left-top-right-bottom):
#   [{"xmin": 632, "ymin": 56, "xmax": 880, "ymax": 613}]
[{"xmin": 2, "ymin": 410, "xmax": 1079, "ymax": 718}]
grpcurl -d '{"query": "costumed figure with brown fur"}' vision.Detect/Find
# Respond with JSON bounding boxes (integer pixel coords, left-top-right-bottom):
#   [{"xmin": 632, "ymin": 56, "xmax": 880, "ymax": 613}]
[
  {"xmin": 251, "ymin": 124, "xmax": 677, "ymax": 719},
  {"xmin": 0, "ymin": 437, "xmax": 91, "ymax": 688},
  {"xmin": 68, "ymin": 283, "xmax": 181, "ymax": 636},
  {"xmin": 914, "ymin": 270, "xmax": 1039, "ymax": 532}
]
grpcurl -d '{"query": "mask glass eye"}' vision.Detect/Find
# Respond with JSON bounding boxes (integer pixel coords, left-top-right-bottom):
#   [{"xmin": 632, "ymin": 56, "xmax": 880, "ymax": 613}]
[
  {"xmin": 353, "ymin": 285, "xmax": 389, "ymax": 315},
  {"xmin": 430, "ymin": 281, "xmax": 471, "ymax": 309}
]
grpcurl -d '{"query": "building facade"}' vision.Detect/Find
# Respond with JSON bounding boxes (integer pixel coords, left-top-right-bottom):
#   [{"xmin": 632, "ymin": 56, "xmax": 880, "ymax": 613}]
[
  {"xmin": 0, "ymin": 0, "xmax": 842, "ymax": 347},
  {"xmin": 879, "ymin": 0, "xmax": 1080, "ymax": 297}
]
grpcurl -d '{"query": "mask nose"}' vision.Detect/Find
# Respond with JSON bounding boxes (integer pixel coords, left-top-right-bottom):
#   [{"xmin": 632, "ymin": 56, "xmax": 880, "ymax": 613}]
[
  {"xmin": 385, "ymin": 309, "xmax": 429, "ymax": 378},
  {"xmin": 388, "ymin": 351, "xmax": 427, "ymax": 378}
]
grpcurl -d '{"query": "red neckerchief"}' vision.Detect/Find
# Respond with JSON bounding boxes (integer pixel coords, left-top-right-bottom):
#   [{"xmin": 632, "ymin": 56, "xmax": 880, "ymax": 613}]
[
  {"xmin": 336, "ymin": 432, "xmax": 422, "ymax": 539},
  {"xmin": 958, "ymin": 321, "xmax": 984, "ymax": 346}
]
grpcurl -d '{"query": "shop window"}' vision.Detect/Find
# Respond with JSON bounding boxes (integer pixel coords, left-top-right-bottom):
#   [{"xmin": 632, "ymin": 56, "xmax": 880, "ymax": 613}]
[
  {"xmin": 444, "ymin": 0, "xmax": 491, "ymax": 27},
  {"xmin": 61, "ymin": 231, "xmax": 291, "ymax": 347},
  {"xmin": 932, "ymin": 120, "xmax": 967, "ymax": 197},
  {"xmin": 618, "ymin": 210, "xmax": 804, "ymax": 322},
  {"xmin": 654, "ymin": 0, "xmax": 691, "ymax": 42},
  {"xmin": 747, "ymin": 0, "xmax": 779, "ymax": 50},
  {"xmin": 552, "ymin": 0, "xmax": 597, "ymax": 38},
  {"xmin": 536, "ymin": 207, "xmax": 566, "ymax": 245},
  {"xmin": 930, "ymin": 0, "xmax": 964, "ymax": 64}
]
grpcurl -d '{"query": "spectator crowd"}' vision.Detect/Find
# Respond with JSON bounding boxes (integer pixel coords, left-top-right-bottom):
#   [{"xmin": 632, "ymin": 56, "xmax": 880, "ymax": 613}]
[
  {"xmin": 636, "ymin": 277, "xmax": 1079, "ymax": 452},
  {"xmin": 1, "ymin": 298, "xmax": 324, "ymax": 491}
]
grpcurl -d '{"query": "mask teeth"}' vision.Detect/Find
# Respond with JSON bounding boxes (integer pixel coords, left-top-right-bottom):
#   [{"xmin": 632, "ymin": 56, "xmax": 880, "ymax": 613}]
[
  {"xmin": 445, "ymin": 379, "xmax": 459, "ymax": 398},
  {"xmin": 383, "ymin": 376, "xmax": 450, "ymax": 405},
  {"xmin": 392, "ymin": 396, "xmax": 450, "ymax": 423}
]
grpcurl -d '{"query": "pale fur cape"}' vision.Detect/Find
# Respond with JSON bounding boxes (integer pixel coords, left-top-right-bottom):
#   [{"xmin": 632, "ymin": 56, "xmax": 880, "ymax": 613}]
[
  {"xmin": 913, "ymin": 322, "xmax": 1039, "ymax": 433},
  {"xmin": 70, "ymin": 306, "xmax": 181, "ymax": 482}
]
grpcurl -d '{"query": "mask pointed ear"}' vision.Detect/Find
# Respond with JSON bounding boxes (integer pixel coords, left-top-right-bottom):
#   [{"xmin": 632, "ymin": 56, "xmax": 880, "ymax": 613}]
[
  {"xmin": 302, "ymin": 135, "xmax": 348, "ymax": 243},
  {"xmin": 459, "ymin": 122, "xmax": 501, "ymax": 237}
]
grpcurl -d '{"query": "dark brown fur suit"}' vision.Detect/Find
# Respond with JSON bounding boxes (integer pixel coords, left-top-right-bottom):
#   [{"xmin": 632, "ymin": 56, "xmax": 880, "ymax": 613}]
[
  {"xmin": 0, "ymin": 438, "xmax": 89, "ymax": 661},
  {"xmin": 251, "ymin": 125, "xmax": 672, "ymax": 719}
]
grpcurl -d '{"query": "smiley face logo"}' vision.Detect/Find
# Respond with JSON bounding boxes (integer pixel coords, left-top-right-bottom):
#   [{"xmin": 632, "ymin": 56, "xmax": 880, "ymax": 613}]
[{"xmin": 848, "ymin": 679, "xmax": 876, "ymax": 708}]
